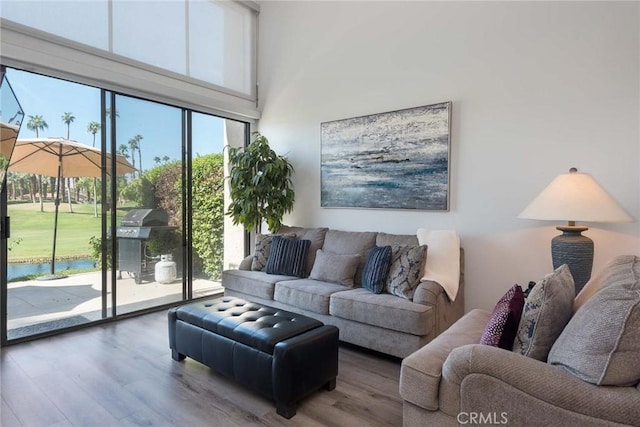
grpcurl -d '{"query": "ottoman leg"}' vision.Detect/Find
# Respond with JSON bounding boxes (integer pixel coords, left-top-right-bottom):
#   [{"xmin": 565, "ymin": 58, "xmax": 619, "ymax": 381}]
[
  {"xmin": 171, "ymin": 349, "xmax": 186, "ymax": 361},
  {"xmin": 276, "ymin": 402, "xmax": 297, "ymax": 419},
  {"xmin": 325, "ymin": 378, "xmax": 336, "ymax": 391}
]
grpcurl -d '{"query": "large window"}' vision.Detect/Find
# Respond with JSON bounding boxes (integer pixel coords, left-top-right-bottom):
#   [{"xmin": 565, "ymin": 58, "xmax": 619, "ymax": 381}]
[
  {"xmin": 1, "ymin": 68, "xmax": 246, "ymax": 343},
  {"xmin": 0, "ymin": 0, "xmax": 256, "ymax": 343},
  {"xmin": 1, "ymin": 0, "xmax": 258, "ymax": 99}
]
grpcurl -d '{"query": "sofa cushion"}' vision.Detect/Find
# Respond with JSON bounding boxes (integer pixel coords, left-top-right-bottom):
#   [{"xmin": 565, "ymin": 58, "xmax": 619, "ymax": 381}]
[
  {"xmin": 221, "ymin": 269, "xmax": 296, "ymax": 300},
  {"xmin": 279, "ymin": 225, "xmax": 329, "ymax": 276},
  {"xmin": 385, "ymin": 245, "xmax": 427, "ymax": 299},
  {"xmin": 330, "ymin": 288, "xmax": 434, "ymax": 335},
  {"xmin": 574, "ymin": 255, "xmax": 640, "ymax": 312},
  {"xmin": 322, "ymin": 230, "xmax": 377, "ymax": 286},
  {"xmin": 512, "ymin": 264, "xmax": 575, "ymax": 361},
  {"xmin": 548, "ymin": 280, "xmax": 640, "ymax": 386},
  {"xmin": 265, "ymin": 236, "xmax": 310, "ymax": 278},
  {"xmin": 479, "ymin": 284, "xmax": 525, "ymax": 350},
  {"xmin": 361, "ymin": 245, "xmax": 392, "ymax": 294},
  {"xmin": 274, "ymin": 279, "xmax": 348, "ymax": 314},
  {"xmin": 251, "ymin": 233, "xmax": 296, "ymax": 271},
  {"xmin": 376, "ymin": 232, "xmax": 418, "ymax": 247},
  {"xmin": 309, "ymin": 249, "xmax": 360, "ymax": 287}
]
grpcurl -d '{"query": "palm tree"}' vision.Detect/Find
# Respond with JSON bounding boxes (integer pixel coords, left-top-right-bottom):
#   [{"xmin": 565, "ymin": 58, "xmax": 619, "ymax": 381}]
[
  {"xmin": 133, "ymin": 134, "xmax": 143, "ymax": 175},
  {"xmin": 162, "ymin": 156, "xmax": 170, "ymax": 163},
  {"xmin": 117, "ymin": 144, "xmax": 129, "ymax": 157},
  {"xmin": 118, "ymin": 144, "xmax": 133, "ymax": 180},
  {"xmin": 26, "ymin": 114, "xmax": 48, "ymax": 138},
  {"xmin": 87, "ymin": 121, "xmax": 101, "ymax": 217},
  {"xmin": 87, "ymin": 121, "xmax": 100, "ymax": 147},
  {"xmin": 105, "ymin": 108, "xmax": 120, "ymax": 119},
  {"xmin": 61, "ymin": 112, "xmax": 76, "ymax": 213},
  {"xmin": 128, "ymin": 137, "xmax": 139, "ymax": 178},
  {"xmin": 26, "ymin": 115, "xmax": 48, "ymax": 211},
  {"xmin": 61, "ymin": 112, "xmax": 75, "ymax": 139},
  {"xmin": 153, "ymin": 156, "xmax": 161, "ymax": 165}
]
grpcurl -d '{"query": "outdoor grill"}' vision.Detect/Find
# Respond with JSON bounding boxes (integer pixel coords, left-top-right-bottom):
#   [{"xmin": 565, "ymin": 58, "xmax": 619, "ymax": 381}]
[{"xmin": 116, "ymin": 209, "xmax": 173, "ymax": 284}]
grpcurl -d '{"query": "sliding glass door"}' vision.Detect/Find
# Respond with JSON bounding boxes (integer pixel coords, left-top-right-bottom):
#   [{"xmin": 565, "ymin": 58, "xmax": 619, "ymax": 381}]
[{"xmin": 1, "ymin": 68, "xmax": 247, "ymax": 344}]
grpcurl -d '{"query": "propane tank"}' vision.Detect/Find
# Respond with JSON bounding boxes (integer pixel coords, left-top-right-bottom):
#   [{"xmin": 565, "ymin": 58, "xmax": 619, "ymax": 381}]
[{"xmin": 155, "ymin": 254, "xmax": 177, "ymax": 284}]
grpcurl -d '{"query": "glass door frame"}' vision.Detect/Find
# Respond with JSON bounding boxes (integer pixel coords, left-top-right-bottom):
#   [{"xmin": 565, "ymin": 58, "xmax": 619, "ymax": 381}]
[{"xmin": 0, "ymin": 76, "xmax": 249, "ymax": 345}]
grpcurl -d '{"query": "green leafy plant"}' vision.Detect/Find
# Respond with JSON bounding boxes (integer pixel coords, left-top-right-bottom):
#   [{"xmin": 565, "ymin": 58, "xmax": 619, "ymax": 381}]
[
  {"xmin": 227, "ymin": 132, "xmax": 295, "ymax": 233},
  {"xmin": 191, "ymin": 154, "xmax": 225, "ymax": 280},
  {"xmin": 88, "ymin": 235, "xmax": 112, "ymax": 268},
  {"xmin": 146, "ymin": 230, "xmax": 181, "ymax": 257}
]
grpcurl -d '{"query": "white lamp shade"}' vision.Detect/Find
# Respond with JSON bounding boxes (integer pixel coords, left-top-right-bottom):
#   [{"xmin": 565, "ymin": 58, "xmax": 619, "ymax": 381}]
[{"xmin": 518, "ymin": 170, "xmax": 633, "ymax": 223}]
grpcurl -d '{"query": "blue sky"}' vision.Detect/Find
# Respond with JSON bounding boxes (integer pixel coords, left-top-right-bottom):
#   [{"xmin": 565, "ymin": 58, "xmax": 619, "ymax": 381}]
[{"xmin": 6, "ymin": 68, "xmax": 225, "ymax": 170}]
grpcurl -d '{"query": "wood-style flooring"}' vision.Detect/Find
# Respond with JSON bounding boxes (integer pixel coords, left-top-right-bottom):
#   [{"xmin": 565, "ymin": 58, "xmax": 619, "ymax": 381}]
[{"xmin": 1, "ymin": 310, "xmax": 403, "ymax": 426}]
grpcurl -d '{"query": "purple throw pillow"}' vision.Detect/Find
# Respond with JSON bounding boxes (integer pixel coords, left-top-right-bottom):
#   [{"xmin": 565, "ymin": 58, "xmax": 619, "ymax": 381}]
[{"xmin": 479, "ymin": 284, "xmax": 525, "ymax": 349}]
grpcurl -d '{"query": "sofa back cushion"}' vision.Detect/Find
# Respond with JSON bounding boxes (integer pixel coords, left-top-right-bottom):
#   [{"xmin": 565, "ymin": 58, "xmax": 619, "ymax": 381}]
[
  {"xmin": 548, "ymin": 279, "xmax": 640, "ymax": 386},
  {"xmin": 574, "ymin": 255, "xmax": 640, "ymax": 312},
  {"xmin": 512, "ymin": 264, "xmax": 575, "ymax": 361},
  {"xmin": 376, "ymin": 232, "xmax": 418, "ymax": 247},
  {"xmin": 321, "ymin": 230, "xmax": 377, "ymax": 286}
]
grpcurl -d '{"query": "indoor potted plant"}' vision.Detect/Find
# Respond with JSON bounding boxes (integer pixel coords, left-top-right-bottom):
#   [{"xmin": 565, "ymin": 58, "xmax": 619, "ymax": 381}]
[{"xmin": 227, "ymin": 132, "xmax": 295, "ymax": 233}]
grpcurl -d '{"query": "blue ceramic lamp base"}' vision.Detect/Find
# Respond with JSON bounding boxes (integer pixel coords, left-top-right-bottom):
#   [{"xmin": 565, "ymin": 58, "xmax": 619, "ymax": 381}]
[{"xmin": 551, "ymin": 225, "xmax": 593, "ymax": 295}]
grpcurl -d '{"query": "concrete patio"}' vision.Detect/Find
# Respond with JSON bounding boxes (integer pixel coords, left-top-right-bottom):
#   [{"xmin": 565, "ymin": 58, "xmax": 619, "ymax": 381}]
[{"xmin": 7, "ymin": 270, "xmax": 223, "ymax": 339}]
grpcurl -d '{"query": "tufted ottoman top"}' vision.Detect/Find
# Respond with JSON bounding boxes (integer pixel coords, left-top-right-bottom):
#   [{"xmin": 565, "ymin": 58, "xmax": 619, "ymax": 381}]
[{"xmin": 175, "ymin": 296, "xmax": 324, "ymax": 354}]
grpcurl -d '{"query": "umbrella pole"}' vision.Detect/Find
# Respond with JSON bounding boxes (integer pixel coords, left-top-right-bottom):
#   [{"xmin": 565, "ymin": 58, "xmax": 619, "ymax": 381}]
[
  {"xmin": 38, "ymin": 148, "xmax": 67, "ymax": 280},
  {"xmin": 51, "ymin": 161, "xmax": 61, "ymax": 276}
]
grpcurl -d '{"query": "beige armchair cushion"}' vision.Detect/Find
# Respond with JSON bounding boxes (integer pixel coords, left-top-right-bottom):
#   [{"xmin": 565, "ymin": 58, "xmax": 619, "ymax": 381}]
[
  {"xmin": 548, "ymin": 280, "xmax": 640, "ymax": 386},
  {"xmin": 574, "ymin": 255, "xmax": 640, "ymax": 312}
]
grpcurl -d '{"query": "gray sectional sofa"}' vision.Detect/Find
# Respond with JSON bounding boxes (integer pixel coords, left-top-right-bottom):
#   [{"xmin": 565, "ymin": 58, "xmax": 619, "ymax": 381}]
[{"xmin": 222, "ymin": 226, "xmax": 464, "ymax": 358}]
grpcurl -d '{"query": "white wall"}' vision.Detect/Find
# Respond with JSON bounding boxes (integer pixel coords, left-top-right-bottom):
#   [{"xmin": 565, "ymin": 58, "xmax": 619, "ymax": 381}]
[{"xmin": 256, "ymin": 1, "xmax": 640, "ymax": 311}]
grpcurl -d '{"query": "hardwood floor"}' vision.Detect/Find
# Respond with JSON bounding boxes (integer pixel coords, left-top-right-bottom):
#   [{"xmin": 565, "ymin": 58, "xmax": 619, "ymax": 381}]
[{"xmin": 1, "ymin": 310, "xmax": 403, "ymax": 427}]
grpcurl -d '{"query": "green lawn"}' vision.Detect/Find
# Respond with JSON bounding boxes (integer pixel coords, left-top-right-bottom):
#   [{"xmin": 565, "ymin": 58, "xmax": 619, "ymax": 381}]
[{"xmin": 7, "ymin": 201, "xmax": 127, "ymax": 261}]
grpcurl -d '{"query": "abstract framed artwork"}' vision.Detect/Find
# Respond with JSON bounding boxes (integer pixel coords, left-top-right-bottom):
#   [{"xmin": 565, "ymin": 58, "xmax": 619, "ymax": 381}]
[{"xmin": 321, "ymin": 101, "xmax": 451, "ymax": 210}]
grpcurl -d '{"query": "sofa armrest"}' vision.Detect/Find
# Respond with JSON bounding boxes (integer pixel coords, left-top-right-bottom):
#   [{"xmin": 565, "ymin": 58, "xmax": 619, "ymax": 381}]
[
  {"xmin": 439, "ymin": 344, "xmax": 640, "ymax": 425},
  {"xmin": 412, "ymin": 248, "xmax": 465, "ymax": 334},
  {"xmin": 238, "ymin": 255, "xmax": 253, "ymax": 271},
  {"xmin": 412, "ymin": 280, "xmax": 445, "ymax": 306},
  {"xmin": 400, "ymin": 309, "xmax": 490, "ymax": 411}
]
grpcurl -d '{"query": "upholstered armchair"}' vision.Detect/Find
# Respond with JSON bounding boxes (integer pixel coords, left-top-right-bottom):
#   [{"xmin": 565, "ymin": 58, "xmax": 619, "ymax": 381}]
[{"xmin": 400, "ymin": 256, "xmax": 640, "ymax": 426}]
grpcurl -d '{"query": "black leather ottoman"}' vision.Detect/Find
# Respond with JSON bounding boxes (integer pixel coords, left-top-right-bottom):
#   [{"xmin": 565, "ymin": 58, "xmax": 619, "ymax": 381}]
[{"xmin": 168, "ymin": 296, "xmax": 339, "ymax": 418}]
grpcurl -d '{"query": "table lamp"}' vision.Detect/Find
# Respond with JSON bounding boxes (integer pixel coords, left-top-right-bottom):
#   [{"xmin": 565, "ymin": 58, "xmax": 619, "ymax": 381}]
[{"xmin": 518, "ymin": 167, "xmax": 633, "ymax": 294}]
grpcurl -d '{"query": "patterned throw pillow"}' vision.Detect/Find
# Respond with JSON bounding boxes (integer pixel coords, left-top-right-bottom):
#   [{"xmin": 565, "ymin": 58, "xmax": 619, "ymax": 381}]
[
  {"xmin": 362, "ymin": 245, "xmax": 392, "ymax": 294},
  {"xmin": 251, "ymin": 233, "xmax": 295, "ymax": 271},
  {"xmin": 265, "ymin": 236, "xmax": 311, "ymax": 278},
  {"xmin": 512, "ymin": 264, "xmax": 575, "ymax": 361},
  {"xmin": 480, "ymin": 284, "xmax": 525, "ymax": 349},
  {"xmin": 309, "ymin": 249, "xmax": 361, "ymax": 287},
  {"xmin": 385, "ymin": 245, "xmax": 427, "ymax": 299}
]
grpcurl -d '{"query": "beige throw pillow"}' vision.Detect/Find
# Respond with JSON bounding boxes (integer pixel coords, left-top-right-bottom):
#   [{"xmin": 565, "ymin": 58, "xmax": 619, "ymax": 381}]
[{"xmin": 309, "ymin": 249, "xmax": 360, "ymax": 287}]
